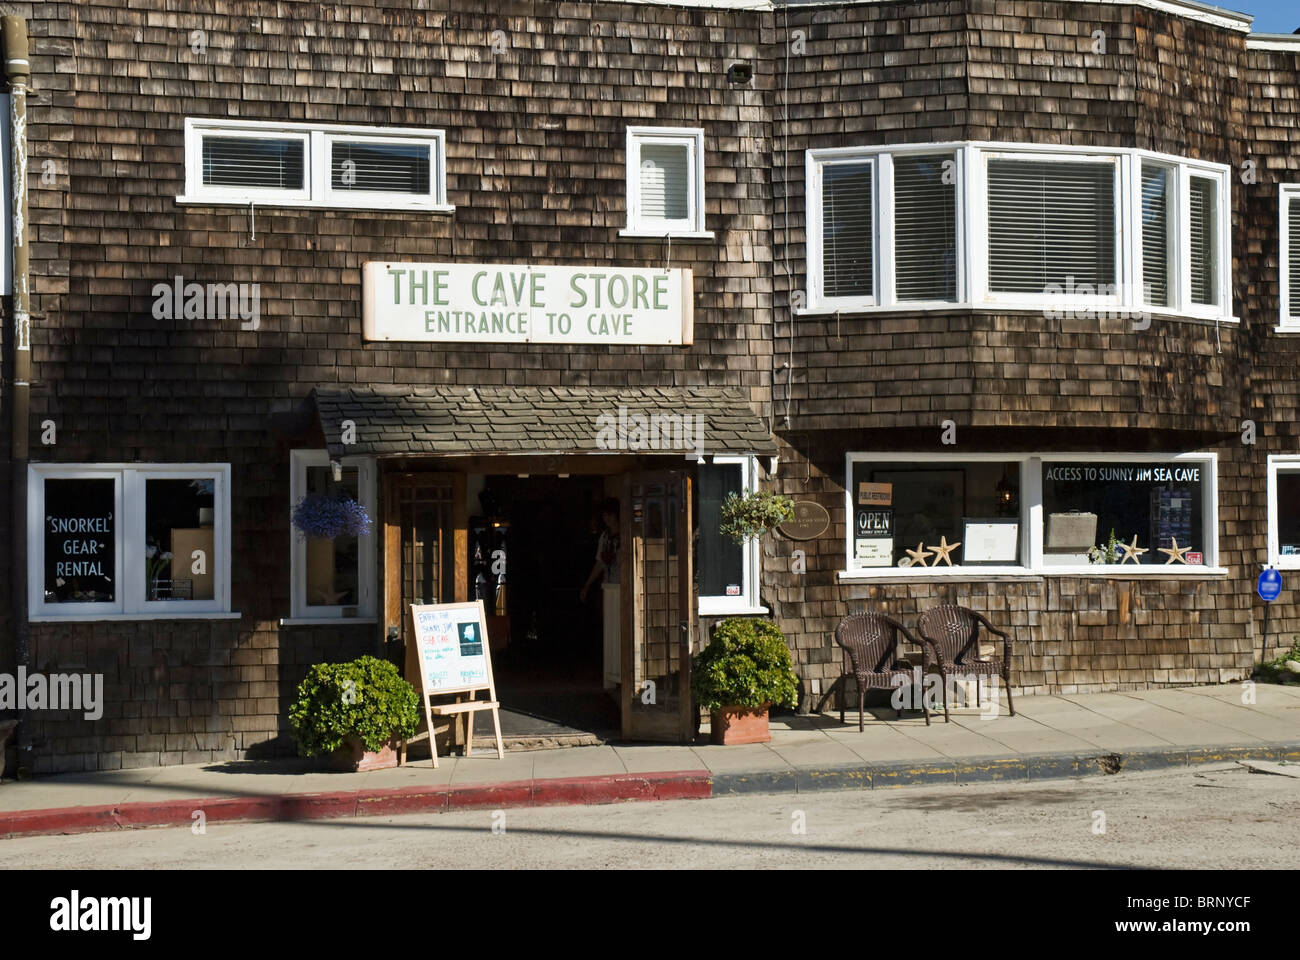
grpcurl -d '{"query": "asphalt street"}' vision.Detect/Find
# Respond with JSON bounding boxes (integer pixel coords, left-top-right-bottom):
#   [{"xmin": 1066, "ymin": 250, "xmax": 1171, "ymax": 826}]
[{"xmin": 2, "ymin": 762, "xmax": 1296, "ymax": 869}]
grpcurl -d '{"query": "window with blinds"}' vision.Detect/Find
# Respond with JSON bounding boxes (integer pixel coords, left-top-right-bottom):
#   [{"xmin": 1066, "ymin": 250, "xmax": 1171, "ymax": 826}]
[
  {"xmin": 893, "ymin": 155, "xmax": 957, "ymax": 301},
  {"xmin": 201, "ymin": 136, "xmax": 305, "ymax": 190},
  {"xmin": 987, "ymin": 159, "xmax": 1115, "ymax": 293},
  {"xmin": 1289, "ymin": 198, "xmax": 1300, "ymax": 321},
  {"xmin": 1189, "ymin": 176, "xmax": 1218, "ymax": 306},
  {"xmin": 637, "ymin": 142, "xmax": 691, "ymax": 224},
  {"xmin": 1141, "ymin": 164, "xmax": 1172, "ymax": 307},
  {"xmin": 184, "ymin": 120, "xmax": 449, "ymax": 210},
  {"xmin": 331, "ymin": 141, "xmax": 431, "ymax": 195},
  {"xmin": 821, "ymin": 162, "xmax": 874, "ymax": 299}
]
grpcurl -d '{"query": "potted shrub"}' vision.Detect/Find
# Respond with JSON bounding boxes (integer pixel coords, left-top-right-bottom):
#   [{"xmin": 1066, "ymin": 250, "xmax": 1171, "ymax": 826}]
[
  {"xmin": 289, "ymin": 655, "xmax": 421, "ymax": 771},
  {"xmin": 718, "ymin": 489, "xmax": 795, "ymax": 545},
  {"xmin": 692, "ymin": 617, "xmax": 799, "ymax": 745}
]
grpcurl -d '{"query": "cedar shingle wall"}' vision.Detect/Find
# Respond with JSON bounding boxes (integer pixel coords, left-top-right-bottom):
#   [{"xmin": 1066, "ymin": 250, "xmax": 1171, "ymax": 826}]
[
  {"xmin": 5, "ymin": 0, "xmax": 1297, "ymax": 770},
  {"xmin": 20, "ymin": 0, "xmax": 774, "ymax": 772}
]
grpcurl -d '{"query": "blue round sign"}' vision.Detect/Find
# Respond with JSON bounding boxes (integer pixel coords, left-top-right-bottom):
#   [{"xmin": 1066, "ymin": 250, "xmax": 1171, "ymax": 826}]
[{"xmin": 1258, "ymin": 569, "xmax": 1282, "ymax": 602}]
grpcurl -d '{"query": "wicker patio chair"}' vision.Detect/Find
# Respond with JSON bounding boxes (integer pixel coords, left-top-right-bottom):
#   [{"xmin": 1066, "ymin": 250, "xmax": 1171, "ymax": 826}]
[
  {"xmin": 915, "ymin": 604, "xmax": 1017, "ymax": 722},
  {"xmin": 833, "ymin": 612, "xmax": 939, "ymax": 729}
]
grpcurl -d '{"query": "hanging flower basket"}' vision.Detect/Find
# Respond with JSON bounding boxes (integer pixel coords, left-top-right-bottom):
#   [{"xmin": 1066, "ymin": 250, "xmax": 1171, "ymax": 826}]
[
  {"xmin": 718, "ymin": 489, "xmax": 795, "ymax": 545},
  {"xmin": 292, "ymin": 492, "xmax": 372, "ymax": 540}
]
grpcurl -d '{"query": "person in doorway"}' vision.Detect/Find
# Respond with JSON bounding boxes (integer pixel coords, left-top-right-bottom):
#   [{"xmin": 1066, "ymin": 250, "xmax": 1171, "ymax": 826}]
[{"xmin": 580, "ymin": 498, "xmax": 621, "ymax": 691}]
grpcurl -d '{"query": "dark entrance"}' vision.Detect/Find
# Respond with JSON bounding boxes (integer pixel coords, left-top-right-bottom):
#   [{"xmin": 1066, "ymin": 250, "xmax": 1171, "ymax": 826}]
[{"xmin": 476, "ymin": 474, "xmax": 619, "ymax": 734}]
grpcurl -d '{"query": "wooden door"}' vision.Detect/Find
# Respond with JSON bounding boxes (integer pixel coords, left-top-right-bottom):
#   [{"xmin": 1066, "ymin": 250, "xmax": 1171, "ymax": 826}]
[
  {"xmin": 620, "ymin": 469, "xmax": 697, "ymax": 741},
  {"xmin": 384, "ymin": 472, "xmax": 466, "ymax": 662}
]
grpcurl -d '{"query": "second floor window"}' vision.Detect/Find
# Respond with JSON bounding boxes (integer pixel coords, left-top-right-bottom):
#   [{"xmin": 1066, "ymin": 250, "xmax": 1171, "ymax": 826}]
[
  {"xmin": 1280, "ymin": 185, "xmax": 1300, "ymax": 330},
  {"xmin": 181, "ymin": 119, "xmax": 450, "ymax": 212},
  {"xmin": 623, "ymin": 127, "xmax": 708, "ymax": 237},
  {"xmin": 806, "ymin": 143, "xmax": 1231, "ymax": 321}
]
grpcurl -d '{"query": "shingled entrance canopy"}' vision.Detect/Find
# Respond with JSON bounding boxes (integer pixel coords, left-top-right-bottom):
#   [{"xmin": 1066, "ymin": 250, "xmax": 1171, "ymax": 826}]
[{"xmin": 312, "ymin": 386, "xmax": 777, "ymax": 460}]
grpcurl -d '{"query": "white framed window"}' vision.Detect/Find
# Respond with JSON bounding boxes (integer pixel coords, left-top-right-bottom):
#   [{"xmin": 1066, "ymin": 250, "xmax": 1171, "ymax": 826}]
[
  {"xmin": 289, "ymin": 451, "xmax": 377, "ymax": 620},
  {"xmin": 1279, "ymin": 186, "xmax": 1300, "ymax": 331},
  {"xmin": 698, "ymin": 456, "xmax": 763, "ymax": 615},
  {"xmin": 1266, "ymin": 455, "xmax": 1300, "ymax": 568},
  {"xmin": 805, "ymin": 143, "xmax": 1233, "ymax": 323},
  {"xmin": 179, "ymin": 118, "xmax": 450, "ymax": 212},
  {"xmin": 845, "ymin": 454, "xmax": 1029, "ymax": 575},
  {"xmin": 808, "ymin": 146, "xmax": 962, "ymax": 311},
  {"xmin": 841, "ymin": 452, "xmax": 1220, "ymax": 578},
  {"xmin": 29, "ymin": 464, "xmax": 232, "ymax": 619},
  {"xmin": 622, "ymin": 127, "xmax": 711, "ymax": 238}
]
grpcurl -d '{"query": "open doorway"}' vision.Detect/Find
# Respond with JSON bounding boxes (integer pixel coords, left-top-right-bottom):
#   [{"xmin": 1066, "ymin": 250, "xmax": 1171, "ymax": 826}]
[{"xmin": 473, "ymin": 474, "xmax": 620, "ymax": 735}]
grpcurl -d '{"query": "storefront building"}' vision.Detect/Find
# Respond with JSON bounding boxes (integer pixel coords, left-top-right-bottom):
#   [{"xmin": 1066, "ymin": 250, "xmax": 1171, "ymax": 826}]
[{"xmin": 2, "ymin": 0, "xmax": 1299, "ymax": 772}]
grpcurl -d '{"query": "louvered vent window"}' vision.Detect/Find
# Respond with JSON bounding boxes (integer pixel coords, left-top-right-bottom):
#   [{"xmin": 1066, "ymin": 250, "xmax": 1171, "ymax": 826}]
[
  {"xmin": 638, "ymin": 143, "xmax": 690, "ymax": 223},
  {"xmin": 202, "ymin": 136, "xmax": 304, "ymax": 190},
  {"xmin": 331, "ymin": 142, "xmax": 430, "ymax": 195},
  {"xmin": 821, "ymin": 162, "xmax": 874, "ymax": 299},
  {"xmin": 1141, "ymin": 164, "xmax": 1171, "ymax": 307},
  {"xmin": 1189, "ymin": 176, "xmax": 1218, "ymax": 306},
  {"xmin": 987, "ymin": 159, "xmax": 1115, "ymax": 293},
  {"xmin": 1289, "ymin": 198, "xmax": 1300, "ymax": 321},
  {"xmin": 894, "ymin": 155, "xmax": 957, "ymax": 301}
]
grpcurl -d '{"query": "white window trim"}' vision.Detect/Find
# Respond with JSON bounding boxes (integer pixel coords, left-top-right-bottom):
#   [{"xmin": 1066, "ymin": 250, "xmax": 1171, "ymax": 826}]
[
  {"xmin": 698, "ymin": 456, "xmax": 765, "ymax": 616},
  {"xmin": 1279, "ymin": 186, "xmax": 1300, "ymax": 332},
  {"xmin": 1266, "ymin": 455, "xmax": 1300, "ymax": 569},
  {"xmin": 621, "ymin": 126, "xmax": 712, "ymax": 239},
  {"xmin": 803, "ymin": 142, "xmax": 1235, "ymax": 325},
  {"xmin": 28, "ymin": 463, "xmax": 233, "ymax": 619},
  {"xmin": 178, "ymin": 118, "xmax": 452, "ymax": 212},
  {"xmin": 289, "ymin": 450, "xmax": 378, "ymax": 620},
  {"xmin": 840, "ymin": 451, "xmax": 1222, "ymax": 580}
]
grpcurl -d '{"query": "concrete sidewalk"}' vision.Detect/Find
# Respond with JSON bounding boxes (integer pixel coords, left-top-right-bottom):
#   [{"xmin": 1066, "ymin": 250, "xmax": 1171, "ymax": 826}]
[{"xmin": 2, "ymin": 682, "xmax": 1297, "ymax": 838}]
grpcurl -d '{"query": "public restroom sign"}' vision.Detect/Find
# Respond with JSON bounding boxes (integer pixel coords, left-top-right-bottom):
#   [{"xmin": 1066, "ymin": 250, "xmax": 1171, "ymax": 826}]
[{"xmin": 362, "ymin": 261, "xmax": 694, "ymax": 345}]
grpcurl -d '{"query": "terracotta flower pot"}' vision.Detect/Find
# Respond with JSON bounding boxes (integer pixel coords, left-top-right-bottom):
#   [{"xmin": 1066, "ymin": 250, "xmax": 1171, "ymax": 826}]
[
  {"xmin": 328, "ymin": 734, "xmax": 401, "ymax": 772},
  {"xmin": 710, "ymin": 703, "xmax": 771, "ymax": 745}
]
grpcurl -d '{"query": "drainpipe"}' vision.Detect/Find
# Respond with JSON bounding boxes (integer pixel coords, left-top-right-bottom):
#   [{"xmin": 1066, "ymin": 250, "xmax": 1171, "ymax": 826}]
[{"xmin": 5, "ymin": 16, "xmax": 30, "ymax": 777}]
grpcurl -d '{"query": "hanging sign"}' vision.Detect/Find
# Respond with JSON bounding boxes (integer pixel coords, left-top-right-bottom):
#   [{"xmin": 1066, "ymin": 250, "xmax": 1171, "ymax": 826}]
[
  {"xmin": 854, "ymin": 507, "xmax": 894, "ymax": 567},
  {"xmin": 362, "ymin": 261, "xmax": 694, "ymax": 345}
]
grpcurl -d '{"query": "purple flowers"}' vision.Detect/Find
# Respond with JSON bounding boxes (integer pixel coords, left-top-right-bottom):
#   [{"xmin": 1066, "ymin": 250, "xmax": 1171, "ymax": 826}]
[{"xmin": 292, "ymin": 493, "xmax": 372, "ymax": 540}]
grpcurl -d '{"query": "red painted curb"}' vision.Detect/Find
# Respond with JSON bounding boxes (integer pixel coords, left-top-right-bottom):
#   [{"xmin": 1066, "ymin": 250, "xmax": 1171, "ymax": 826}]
[{"xmin": 0, "ymin": 770, "xmax": 714, "ymax": 839}]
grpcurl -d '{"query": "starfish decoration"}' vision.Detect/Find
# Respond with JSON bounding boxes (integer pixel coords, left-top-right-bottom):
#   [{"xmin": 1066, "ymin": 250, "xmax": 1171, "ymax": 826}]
[
  {"xmin": 1119, "ymin": 535, "xmax": 1147, "ymax": 565},
  {"xmin": 905, "ymin": 542, "xmax": 933, "ymax": 567},
  {"xmin": 930, "ymin": 535, "xmax": 962, "ymax": 566},
  {"xmin": 1159, "ymin": 537, "xmax": 1191, "ymax": 565}
]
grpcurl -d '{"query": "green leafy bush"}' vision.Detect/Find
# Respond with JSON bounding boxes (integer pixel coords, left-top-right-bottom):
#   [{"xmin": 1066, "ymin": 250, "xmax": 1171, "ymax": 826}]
[
  {"xmin": 718, "ymin": 489, "xmax": 795, "ymax": 545},
  {"xmin": 691, "ymin": 617, "xmax": 799, "ymax": 712},
  {"xmin": 1255, "ymin": 637, "xmax": 1300, "ymax": 685},
  {"xmin": 289, "ymin": 655, "xmax": 421, "ymax": 756}
]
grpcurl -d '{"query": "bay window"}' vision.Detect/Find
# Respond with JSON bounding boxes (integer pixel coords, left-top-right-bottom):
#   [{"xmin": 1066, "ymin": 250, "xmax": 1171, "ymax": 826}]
[
  {"xmin": 805, "ymin": 143, "xmax": 1231, "ymax": 321},
  {"xmin": 843, "ymin": 453, "xmax": 1220, "ymax": 577},
  {"xmin": 29, "ymin": 464, "xmax": 232, "ymax": 618}
]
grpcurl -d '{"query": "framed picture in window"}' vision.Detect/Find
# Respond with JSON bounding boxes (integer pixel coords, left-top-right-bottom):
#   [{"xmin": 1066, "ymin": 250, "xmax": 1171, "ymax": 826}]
[{"xmin": 962, "ymin": 517, "xmax": 1020, "ymax": 565}]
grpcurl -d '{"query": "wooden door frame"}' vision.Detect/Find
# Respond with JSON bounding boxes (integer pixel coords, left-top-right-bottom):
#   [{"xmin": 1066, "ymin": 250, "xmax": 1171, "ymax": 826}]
[{"xmin": 619, "ymin": 467, "xmax": 697, "ymax": 742}]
